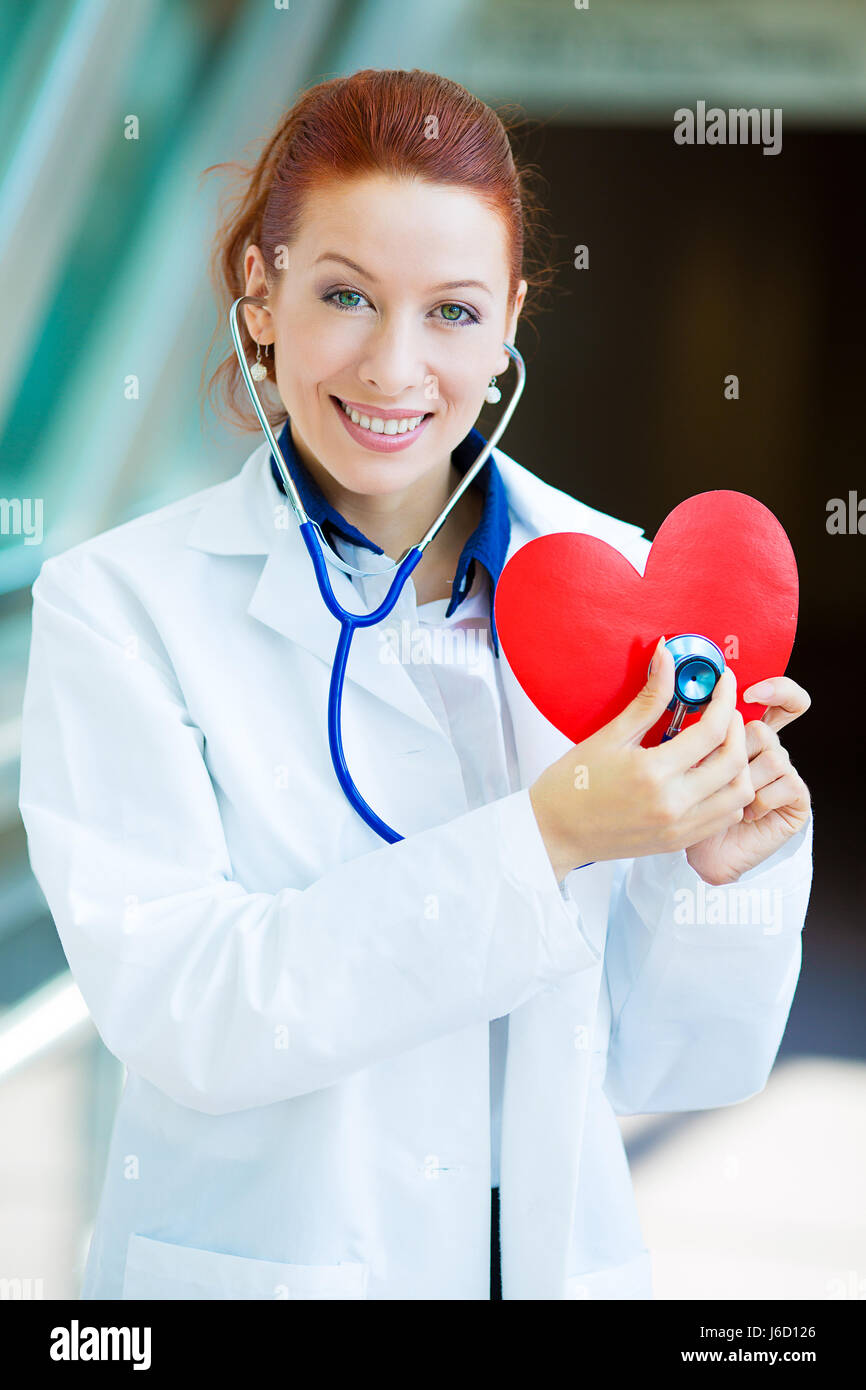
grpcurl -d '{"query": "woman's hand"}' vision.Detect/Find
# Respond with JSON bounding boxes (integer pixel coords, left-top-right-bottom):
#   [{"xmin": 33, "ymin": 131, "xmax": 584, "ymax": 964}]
[
  {"xmin": 684, "ymin": 676, "xmax": 812, "ymax": 886},
  {"xmin": 529, "ymin": 638, "xmax": 755, "ymax": 882}
]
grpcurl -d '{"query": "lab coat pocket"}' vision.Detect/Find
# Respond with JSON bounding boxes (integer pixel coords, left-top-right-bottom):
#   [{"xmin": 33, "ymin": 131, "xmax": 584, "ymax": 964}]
[
  {"xmin": 122, "ymin": 1234, "xmax": 370, "ymax": 1300},
  {"xmin": 563, "ymin": 1248, "xmax": 653, "ymax": 1300}
]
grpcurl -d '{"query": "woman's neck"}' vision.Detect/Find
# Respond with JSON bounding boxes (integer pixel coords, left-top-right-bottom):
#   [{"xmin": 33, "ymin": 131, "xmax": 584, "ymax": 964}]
[{"xmin": 290, "ymin": 421, "xmax": 485, "ymax": 604}]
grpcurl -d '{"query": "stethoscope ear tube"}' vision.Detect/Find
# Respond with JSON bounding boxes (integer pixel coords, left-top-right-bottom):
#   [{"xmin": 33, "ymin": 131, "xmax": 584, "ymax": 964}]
[{"xmin": 229, "ymin": 295, "xmax": 309, "ymax": 523}]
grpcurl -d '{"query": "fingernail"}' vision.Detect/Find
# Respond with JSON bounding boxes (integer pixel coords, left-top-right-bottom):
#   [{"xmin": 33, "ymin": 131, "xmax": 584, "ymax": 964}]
[
  {"xmin": 649, "ymin": 635, "xmax": 666, "ymax": 677},
  {"xmin": 745, "ymin": 682, "xmax": 774, "ymax": 702}
]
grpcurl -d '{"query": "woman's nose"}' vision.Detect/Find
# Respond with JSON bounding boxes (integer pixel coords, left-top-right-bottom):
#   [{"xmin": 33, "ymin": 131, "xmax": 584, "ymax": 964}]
[{"xmin": 358, "ymin": 321, "xmax": 429, "ymax": 400}]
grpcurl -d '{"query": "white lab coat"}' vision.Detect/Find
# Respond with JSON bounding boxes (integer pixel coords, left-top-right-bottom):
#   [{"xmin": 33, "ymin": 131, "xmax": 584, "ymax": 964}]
[{"xmin": 18, "ymin": 438, "xmax": 814, "ymax": 1300}]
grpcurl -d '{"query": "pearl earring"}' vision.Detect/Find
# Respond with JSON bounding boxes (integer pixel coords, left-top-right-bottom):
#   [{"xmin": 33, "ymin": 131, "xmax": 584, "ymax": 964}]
[
  {"xmin": 250, "ymin": 340, "xmax": 270, "ymax": 382},
  {"xmin": 485, "ymin": 376, "xmax": 501, "ymax": 404}
]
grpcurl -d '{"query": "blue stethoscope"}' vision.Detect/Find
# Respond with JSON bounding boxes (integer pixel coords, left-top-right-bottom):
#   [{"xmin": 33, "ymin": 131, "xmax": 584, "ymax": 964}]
[{"xmin": 229, "ymin": 294, "xmax": 526, "ymax": 844}]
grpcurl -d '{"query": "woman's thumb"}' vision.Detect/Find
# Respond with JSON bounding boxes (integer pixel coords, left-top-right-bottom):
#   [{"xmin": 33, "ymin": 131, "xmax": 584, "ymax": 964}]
[{"xmin": 614, "ymin": 635, "xmax": 674, "ymax": 745}]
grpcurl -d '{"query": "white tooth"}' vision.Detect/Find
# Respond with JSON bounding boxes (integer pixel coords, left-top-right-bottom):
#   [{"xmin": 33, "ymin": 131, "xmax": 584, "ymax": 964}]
[
  {"xmin": 359, "ymin": 415, "xmax": 370, "ymax": 429},
  {"xmin": 383, "ymin": 419, "xmax": 399, "ymax": 435},
  {"xmin": 371, "ymin": 418, "xmax": 385, "ymax": 433},
  {"xmin": 396, "ymin": 419, "xmax": 409, "ymax": 434},
  {"xmin": 349, "ymin": 409, "xmax": 361, "ymax": 424}
]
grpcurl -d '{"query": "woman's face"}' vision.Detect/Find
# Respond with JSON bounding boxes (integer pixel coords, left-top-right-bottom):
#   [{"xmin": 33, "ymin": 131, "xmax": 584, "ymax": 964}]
[{"xmin": 243, "ymin": 173, "xmax": 526, "ymax": 500}]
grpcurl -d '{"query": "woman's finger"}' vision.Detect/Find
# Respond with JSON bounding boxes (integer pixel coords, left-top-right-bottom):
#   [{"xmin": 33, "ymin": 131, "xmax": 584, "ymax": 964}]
[
  {"xmin": 742, "ymin": 676, "xmax": 812, "ymax": 732},
  {"xmin": 742, "ymin": 769, "xmax": 807, "ymax": 821},
  {"xmin": 744, "ymin": 740, "xmax": 792, "ymax": 798},
  {"xmin": 656, "ymin": 667, "xmax": 738, "ymax": 773},
  {"xmin": 744, "ymin": 717, "xmax": 774, "ymax": 759}
]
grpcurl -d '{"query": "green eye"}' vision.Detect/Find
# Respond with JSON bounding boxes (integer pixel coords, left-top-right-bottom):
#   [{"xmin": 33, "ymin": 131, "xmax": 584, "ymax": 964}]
[
  {"xmin": 335, "ymin": 290, "xmax": 363, "ymax": 309},
  {"xmin": 441, "ymin": 304, "xmax": 462, "ymax": 321}
]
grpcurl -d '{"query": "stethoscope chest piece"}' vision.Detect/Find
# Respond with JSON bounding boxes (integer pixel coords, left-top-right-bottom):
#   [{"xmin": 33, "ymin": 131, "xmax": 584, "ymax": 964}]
[{"xmin": 650, "ymin": 633, "xmax": 726, "ymax": 740}]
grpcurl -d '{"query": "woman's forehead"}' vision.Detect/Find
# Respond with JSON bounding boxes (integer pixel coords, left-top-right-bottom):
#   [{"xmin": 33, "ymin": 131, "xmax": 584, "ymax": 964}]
[{"xmin": 292, "ymin": 177, "xmax": 510, "ymax": 281}]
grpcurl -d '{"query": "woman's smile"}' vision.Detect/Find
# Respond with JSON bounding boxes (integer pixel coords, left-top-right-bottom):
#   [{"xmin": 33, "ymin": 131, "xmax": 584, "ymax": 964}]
[{"xmin": 330, "ymin": 393, "xmax": 434, "ymax": 452}]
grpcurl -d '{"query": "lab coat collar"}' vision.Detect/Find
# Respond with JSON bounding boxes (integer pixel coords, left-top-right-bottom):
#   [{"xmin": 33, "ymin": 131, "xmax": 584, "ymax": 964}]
[{"xmin": 267, "ymin": 417, "xmax": 511, "ymax": 654}]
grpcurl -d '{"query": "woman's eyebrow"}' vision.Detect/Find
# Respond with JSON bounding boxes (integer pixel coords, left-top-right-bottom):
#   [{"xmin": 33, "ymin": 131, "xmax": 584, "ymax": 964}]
[
  {"xmin": 313, "ymin": 252, "xmax": 492, "ymax": 296},
  {"xmin": 430, "ymin": 276, "xmax": 492, "ymax": 296},
  {"xmin": 313, "ymin": 252, "xmax": 373, "ymax": 278}
]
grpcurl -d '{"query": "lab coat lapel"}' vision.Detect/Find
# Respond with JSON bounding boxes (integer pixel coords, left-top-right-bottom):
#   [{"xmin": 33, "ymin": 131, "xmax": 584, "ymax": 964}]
[
  {"xmin": 246, "ymin": 528, "xmax": 450, "ymax": 741},
  {"xmin": 186, "ymin": 446, "xmax": 450, "ymax": 742}
]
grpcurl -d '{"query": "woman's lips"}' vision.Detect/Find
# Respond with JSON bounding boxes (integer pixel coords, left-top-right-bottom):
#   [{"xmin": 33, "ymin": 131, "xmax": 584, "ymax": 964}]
[{"xmin": 330, "ymin": 395, "xmax": 432, "ymax": 453}]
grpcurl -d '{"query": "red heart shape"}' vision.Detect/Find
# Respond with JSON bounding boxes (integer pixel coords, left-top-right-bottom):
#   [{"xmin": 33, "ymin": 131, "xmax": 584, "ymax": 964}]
[{"xmin": 494, "ymin": 490, "xmax": 799, "ymax": 748}]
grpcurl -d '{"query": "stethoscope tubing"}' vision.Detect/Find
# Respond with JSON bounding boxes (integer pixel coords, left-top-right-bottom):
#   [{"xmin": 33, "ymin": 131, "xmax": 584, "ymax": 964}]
[{"xmin": 300, "ymin": 520, "xmax": 423, "ymax": 843}]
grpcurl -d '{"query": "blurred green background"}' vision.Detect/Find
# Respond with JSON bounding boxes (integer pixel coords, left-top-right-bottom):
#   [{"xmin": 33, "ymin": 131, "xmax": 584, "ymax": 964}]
[{"xmin": 1, "ymin": 0, "xmax": 864, "ymax": 1301}]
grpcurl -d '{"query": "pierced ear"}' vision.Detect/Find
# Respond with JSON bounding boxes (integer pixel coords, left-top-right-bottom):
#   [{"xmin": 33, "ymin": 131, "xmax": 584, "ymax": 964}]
[
  {"xmin": 240, "ymin": 247, "xmax": 273, "ymax": 342},
  {"xmin": 241, "ymin": 303, "xmax": 257, "ymax": 334},
  {"xmin": 243, "ymin": 303, "xmax": 272, "ymax": 343},
  {"xmin": 503, "ymin": 285, "xmax": 527, "ymax": 349}
]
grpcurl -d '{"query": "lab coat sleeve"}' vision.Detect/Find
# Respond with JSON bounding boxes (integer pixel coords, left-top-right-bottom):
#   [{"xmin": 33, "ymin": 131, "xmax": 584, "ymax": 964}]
[
  {"xmin": 597, "ymin": 811, "xmax": 814, "ymax": 1114},
  {"xmin": 18, "ymin": 554, "xmax": 601, "ymax": 1116}
]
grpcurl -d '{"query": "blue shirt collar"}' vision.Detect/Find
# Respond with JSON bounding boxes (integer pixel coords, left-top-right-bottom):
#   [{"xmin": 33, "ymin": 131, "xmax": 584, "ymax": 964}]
[{"xmin": 270, "ymin": 417, "xmax": 511, "ymax": 656}]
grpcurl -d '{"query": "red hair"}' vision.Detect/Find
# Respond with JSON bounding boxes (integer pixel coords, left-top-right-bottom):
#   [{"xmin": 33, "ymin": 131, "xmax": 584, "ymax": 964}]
[{"xmin": 200, "ymin": 67, "xmax": 555, "ymax": 432}]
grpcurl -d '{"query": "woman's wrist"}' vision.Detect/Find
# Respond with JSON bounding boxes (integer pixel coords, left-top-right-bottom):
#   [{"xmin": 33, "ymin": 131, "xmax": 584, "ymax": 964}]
[{"xmin": 528, "ymin": 783, "xmax": 582, "ymax": 884}]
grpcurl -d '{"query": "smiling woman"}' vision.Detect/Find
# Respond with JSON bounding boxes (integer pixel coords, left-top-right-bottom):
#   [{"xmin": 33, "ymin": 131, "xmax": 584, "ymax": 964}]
[
  {"xmin": 18, "ymin": 66, "xmax": 814, "ymax": 1306},
  {"xmin": 201, "ymin": 70, "xmax": 546, "ymax": 595}
]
